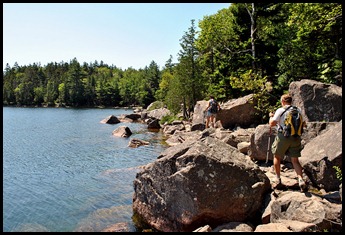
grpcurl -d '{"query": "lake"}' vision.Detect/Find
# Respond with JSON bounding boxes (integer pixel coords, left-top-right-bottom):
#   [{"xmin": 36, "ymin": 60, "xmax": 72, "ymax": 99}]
[{"xmin": 3, "ymin": 107, "xmax": 168, "ymax": 232}]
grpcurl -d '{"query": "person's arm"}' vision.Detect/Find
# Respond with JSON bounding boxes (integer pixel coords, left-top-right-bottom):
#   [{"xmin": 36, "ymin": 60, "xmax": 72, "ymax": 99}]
[
  {"xmin": 204, "ymin": 101, "xmax": 210, "ymax": 112},
  {"xmin": 269, "ymin": 112, "xmax": 277, "ymax": 127},
  {"xmin": 269, "ymin": 109, "xmax": 282, "ymax": 128}
]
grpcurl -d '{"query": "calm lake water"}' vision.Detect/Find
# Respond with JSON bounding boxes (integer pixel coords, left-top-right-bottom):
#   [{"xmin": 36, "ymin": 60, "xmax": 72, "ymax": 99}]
[{"xmin": 3, "ymin": 107, "xmax": 168, "ymax": 232}]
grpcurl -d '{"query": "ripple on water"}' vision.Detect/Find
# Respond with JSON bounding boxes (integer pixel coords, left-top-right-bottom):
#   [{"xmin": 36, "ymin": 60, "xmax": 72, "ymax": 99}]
[
  {"xmin": 12, "ymin": 223, "xmax": 50, "ymax": 232},
  {"xmin": 3, "ymin": 107, "xmax": 168, "ymax": 232}
]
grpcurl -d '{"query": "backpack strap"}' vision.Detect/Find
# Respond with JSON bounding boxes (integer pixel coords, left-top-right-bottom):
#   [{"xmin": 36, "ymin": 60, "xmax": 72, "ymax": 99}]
[
  {"xmin": 279, "ymin": 105, "xmax": 292, "ymax": 118},
  {"xmin": 278, "ymin": 105, "xmax": 292, "ymax": 130}
]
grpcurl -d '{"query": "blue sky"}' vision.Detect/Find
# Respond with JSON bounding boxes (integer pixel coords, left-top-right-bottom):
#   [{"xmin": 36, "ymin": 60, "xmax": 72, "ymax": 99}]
[{"xmin": 3, "ymin": 3, "xmax": 231, "ymax": 71}]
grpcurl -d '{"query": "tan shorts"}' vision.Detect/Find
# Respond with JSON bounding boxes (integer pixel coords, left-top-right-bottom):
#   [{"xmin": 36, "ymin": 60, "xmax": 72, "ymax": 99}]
[{"xmin": 271, "ymin": 132, "xmax": 302, "ymax": 158}]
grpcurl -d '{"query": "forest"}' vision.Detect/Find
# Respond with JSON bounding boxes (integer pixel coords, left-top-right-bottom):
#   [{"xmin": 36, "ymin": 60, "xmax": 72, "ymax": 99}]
[{"xmin": 3, "ymin": 3, "xmax": 342, "ymax": 122}]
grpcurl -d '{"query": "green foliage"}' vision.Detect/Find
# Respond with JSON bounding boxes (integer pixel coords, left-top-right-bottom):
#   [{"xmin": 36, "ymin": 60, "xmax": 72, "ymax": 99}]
[
  {"xmin": 44, "ymin": 80, "xmax": 58, "ymax": 105},
  {"xmin": 143, "ymin": 61, "xmax": 161, "ymax": 106},
  {"xmin": 319, "ymin": 59, "xmax": 342, "ymax": 84},
  {"xmin": 277, "ymin": 3, "xmax": 342, "ymax": 86},
  {"xmin": 147, "ymin": 101, "xmax": 165, "ymax": 111},
  {"xmin": 333, "ymin": 166, "xmax": 342, "ymax": 181},
  {"xmin": 159, "ymin": 114, "xmax": 182, "ymax": 125},
  {"xmin": 57, "ymin": 82, "xmax": 66, "ymax": 105},
  {"xmin": 163, "ymin": 74, "xmax": 184, "ymax": 115},
  {"xmin": 65, "ymin": 58, "xmax": 85, "ymax": 106},
  {"xmin": 155, "ymin": 71, "xmax": 173, "ymax": 101},
  {"xmin": 230, "ymin": 70, "xmax": 277, "ymax": 122},
  {"xmin": 160, "ymin": 19, "xmax": 206, "ymax": 118},
  {"xmin": 33, "ymin": 86, "xmax": 45, "ymax": 104},
  {"xmin": 196, "ymin": 7, "xmax": 238, "ymax": 84}
]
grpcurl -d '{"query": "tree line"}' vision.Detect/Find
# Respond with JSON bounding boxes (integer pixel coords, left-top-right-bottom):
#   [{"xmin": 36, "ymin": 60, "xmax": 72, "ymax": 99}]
[{"xmin": 3, "ymin": 3, "xmax": 342, "ymax": 122}]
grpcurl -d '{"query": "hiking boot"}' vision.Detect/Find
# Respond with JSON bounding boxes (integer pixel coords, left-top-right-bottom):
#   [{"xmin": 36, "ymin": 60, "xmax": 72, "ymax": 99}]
[{"xmin": 298, "ymin": 178, "xmax": 307, "ymax": 192}]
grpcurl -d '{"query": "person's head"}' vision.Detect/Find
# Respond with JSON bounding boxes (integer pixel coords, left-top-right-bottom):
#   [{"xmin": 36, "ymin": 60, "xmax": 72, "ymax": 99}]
[
  {"xmin": 280, "ymin": 93, "xmax": 292, "ymax": 105},
  {"xmin": 210, "ymin": 95, "xmax": 214, "ymax": 99}
]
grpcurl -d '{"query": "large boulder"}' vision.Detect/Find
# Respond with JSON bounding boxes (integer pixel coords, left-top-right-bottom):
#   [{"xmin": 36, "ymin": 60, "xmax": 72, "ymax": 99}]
[
  {"xmin": 270, "ymin": 191, "xmax": 342, "ymax": 232},
  {"xmin": 147, "ymin": 108, "xmax": 171, "ymax": 120},
  {"xmin": 300, "ymin": 122, "xmax": 337, "ymax": 146},
  {"xmin": 221, "ymin": 128, "xmax": 254, "ymax": 148},
  {"xmin": 112, "ymin": 126, "xmax": 132, "ymax": 138},
  {"xmin": 289, "ymin": 79, "xmax": 342, "ymax": 122},
  {"xmin": 100, "ymin": 115, "xmax": 120, "ymax": 124},
  {"xmin": 248, "ymin": 124, "xmax": 275, "ymax": 162},
  {"xmin": 216, "ymin": 94, "xmax": 259, "ymax": 129},
  {"xmin": 191, "ymin": 100, "xmax": 208, "ymax": 128},
  {"xmin": 147, "ymin": 118, "xmax": 161, "ymax": 129},
  {"xmin": 299, "ymin": 121, "xmax": 342, "ymax": 191},
  {"xmin": 123, "ymin": 113, "xmax": 141, "ymax": 121},
  {"xmin": 132, "ymin": 137, "xmax": 271, "ymax": 232}
]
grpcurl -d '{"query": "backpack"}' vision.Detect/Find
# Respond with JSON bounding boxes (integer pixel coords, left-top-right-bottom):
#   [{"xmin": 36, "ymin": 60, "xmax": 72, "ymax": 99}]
[
  {"xmin": 209, "ymin": 99, "xmax": 218, "ymax": 114},
  {"xmin": 279, "ymin": 106, "xmax": 303, "ymax": 137}
]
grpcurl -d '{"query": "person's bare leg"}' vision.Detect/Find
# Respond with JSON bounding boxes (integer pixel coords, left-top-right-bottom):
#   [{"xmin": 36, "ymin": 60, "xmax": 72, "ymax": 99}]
[
  {"xmin": 291, "ymin": 157, "xmax": 306, "ymax": 191},
  {"xmin": 273, "ymin": 155, "xmax": 281, "ymax": 186},
  {"xmin": 291, "ymin": 157, "xmax": 303, "ymax": 178},
  {"xmin": 210, "ymin": 116, "xmax": 215, "ymax": 128},
  {"xmin": 205, "ymin": 116, "xmax": 209, "ymax": 128},
  {"xmin": 274, "ymin": 155, "xmax": 281, "ymax": 178}
]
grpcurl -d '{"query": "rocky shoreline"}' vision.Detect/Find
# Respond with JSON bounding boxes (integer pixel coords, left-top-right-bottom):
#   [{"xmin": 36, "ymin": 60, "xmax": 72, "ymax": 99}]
[{"xmin": 101, "ymin": 79, "xmax": 342, "ymax": 232}]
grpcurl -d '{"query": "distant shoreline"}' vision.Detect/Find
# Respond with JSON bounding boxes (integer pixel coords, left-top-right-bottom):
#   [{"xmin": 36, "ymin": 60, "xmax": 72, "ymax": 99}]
[{"xmin": 2, "ymin": 103, "xmax": 135, "ymax": 110}]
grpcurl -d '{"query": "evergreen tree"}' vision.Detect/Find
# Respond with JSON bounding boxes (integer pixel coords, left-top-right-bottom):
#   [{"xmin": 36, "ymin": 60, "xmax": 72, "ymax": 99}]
[
  {"xmin": 65, "ymin": 58, "xmax": 85, "ymax": 106},
  {"xmin": 175, "ymin": 19, "xmax": 205, "ymax": 118}
]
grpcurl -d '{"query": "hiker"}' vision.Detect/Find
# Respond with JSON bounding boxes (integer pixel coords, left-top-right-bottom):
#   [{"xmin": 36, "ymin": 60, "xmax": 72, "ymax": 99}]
[
  {"xmin": 204, "ymin": 95, "xmax": 220, "ymax": 128},
  {"xmin": 269, "ymin": 93, "xmax": 307, "ymax": 191}
]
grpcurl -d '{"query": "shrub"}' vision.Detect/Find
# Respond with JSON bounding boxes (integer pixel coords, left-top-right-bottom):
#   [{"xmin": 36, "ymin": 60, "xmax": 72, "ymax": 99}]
[
  {"xmin": 333, "ymin": 166, "xmax": 342, "ymax": 181},
  {"xmin": 147, "ymin": 101, "xmax": 165, "ymax": 111},
  {"xmin": 160, "ymin": 114, "xmax": 181, "ymax": 125}
]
